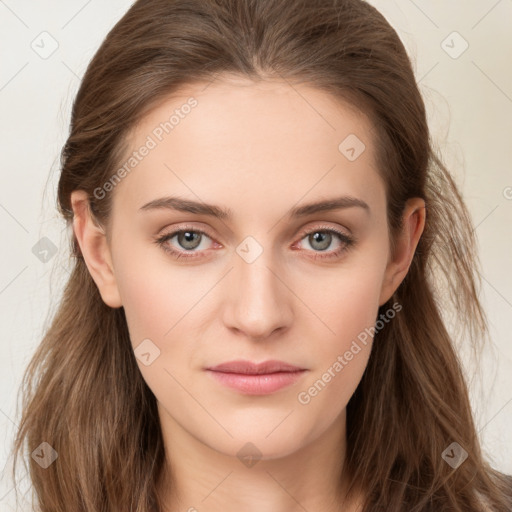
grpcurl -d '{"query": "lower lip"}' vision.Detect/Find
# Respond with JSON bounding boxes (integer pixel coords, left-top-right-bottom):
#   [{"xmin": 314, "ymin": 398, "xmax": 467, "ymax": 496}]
[{"xmin": 206, "ymin": 370, "xmax": 307, "ymax": 395}]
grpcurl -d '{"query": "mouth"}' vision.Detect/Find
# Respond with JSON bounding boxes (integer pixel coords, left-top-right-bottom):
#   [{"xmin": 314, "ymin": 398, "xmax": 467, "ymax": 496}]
[{"xmin": 205, "ymin": 359, "xmax": 308, "ymax": 395}]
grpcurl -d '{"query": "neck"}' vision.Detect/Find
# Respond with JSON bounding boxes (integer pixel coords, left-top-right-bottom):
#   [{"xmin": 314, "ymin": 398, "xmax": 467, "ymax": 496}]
[{"xmin": 156, "ymin": 405, "xmax": 363, "ymax": 512}]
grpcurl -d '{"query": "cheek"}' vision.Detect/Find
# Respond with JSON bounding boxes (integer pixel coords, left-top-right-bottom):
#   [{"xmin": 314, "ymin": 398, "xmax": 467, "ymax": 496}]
[
  {"xmin": 315, "ymin": 269, "xmax": 383, "ymax": 328},
  {"xmin": 292, "ymin": 247, "xmax": 388, "ymax": 408},
  {"xmin": 115, "ymin": 268, "xmax": 169, "ymax": 343},
  {"xmin": 293, "ymin": 275, "xmax": 383, "ymax": 434},
  {"xmin": 306, "ymin": 271, "xmax": 382, "ymax": 365},
  {"xmin": 111, "ymin": 239, "xmax": 222, "ymax": 391},
  {"xmin": 112, "ymin": 234, "xmax": 200, "ymax": 342},
  {"xmin": 113, "ymin": 254, "xmax": 200, "ymax": 400},
  {"xmin": 299, "ymin": 250, "xmax": 388, "ymax": 353}
]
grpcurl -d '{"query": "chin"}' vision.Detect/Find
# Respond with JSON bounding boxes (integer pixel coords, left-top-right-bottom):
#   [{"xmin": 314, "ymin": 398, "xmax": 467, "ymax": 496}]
[{"xmin": 199, "ymin": 419, "xmax": 314, "ymax": 460}]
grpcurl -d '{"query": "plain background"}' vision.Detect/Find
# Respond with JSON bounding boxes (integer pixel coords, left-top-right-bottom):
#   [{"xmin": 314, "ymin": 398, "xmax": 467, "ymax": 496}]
[{"xmin": 1, "ymin": 1, "xmax": 511, "ymax": 509}]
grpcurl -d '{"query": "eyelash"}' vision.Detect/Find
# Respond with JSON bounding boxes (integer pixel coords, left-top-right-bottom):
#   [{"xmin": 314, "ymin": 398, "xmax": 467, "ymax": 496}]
[{"xmin": 154, "ymin": 224, "xmax": 355, "ymax": 261}]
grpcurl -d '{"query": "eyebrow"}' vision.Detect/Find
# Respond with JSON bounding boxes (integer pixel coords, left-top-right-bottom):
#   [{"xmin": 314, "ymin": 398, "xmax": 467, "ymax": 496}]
[{"xmin": 138, "ymin": 195, "xmax": 370, "ymax": 219}]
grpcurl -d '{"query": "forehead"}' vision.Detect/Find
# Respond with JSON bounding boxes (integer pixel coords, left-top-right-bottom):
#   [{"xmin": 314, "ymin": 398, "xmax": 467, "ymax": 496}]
[{"xmin": 110, "ymin": 75, "xmax": 384, "ymax": 222}]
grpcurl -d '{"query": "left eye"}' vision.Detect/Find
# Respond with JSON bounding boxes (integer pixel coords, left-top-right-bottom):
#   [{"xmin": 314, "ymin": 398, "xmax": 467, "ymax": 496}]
[
  {"xmin": 298, "ymin": 230, "xmax": 345, "ymax": 252},
  {"xmin": 292, "ymin": 227, "xmax": 355, "ymax": 260},
  {"xmin": 155, "ymin": 226, "xmax": 354, "ymax": 260}
]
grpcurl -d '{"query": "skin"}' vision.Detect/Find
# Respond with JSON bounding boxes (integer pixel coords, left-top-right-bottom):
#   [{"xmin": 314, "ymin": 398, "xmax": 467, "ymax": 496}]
[{"xmin": 71, "ymin": 75, "xmax": 425, "ymax": 512}]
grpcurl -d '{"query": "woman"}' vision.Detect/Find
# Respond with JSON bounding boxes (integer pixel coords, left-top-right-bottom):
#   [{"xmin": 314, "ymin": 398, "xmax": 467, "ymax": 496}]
[{"xmin": 11, "ymin": 0, "xmax": 512, "ymax": 510}]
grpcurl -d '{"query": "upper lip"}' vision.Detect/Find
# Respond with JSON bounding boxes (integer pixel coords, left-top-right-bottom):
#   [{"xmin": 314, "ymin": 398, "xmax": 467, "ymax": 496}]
[{"xmin": 206, "ymin": 360, "xmax": 305, "ymax": 375}]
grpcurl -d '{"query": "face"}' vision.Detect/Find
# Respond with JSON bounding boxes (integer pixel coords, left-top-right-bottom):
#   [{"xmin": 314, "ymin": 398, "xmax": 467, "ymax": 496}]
[{"xmin": 81, "ymin": 76, "xmax": 412, "ymax": 460}]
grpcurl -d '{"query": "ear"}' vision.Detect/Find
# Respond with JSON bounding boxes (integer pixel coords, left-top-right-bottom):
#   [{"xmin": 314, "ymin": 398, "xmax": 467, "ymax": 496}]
[
  {"xmin": 71, "ymin": 190, "xmax": 123, "ymax": 308},
  {"xmin": 379, "ymin": 197, "xmax": 426, "ymax": 306}
]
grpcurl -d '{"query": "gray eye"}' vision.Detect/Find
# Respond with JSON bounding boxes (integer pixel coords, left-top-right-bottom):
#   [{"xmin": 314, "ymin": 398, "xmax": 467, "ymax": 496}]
[
  {"xmin": 307, "ymin": 231, "xmax": 333, "ymax": 251},
  {"xmin": 176, "ymin": 231, "xmax": 203, "ymax": 250}
]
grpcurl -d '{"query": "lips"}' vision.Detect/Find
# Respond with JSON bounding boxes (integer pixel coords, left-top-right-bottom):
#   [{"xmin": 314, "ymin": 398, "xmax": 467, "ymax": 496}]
[
  {"xmin": 205, "ymin": 359, "xmax": 307, "ymax": 395},
  {"xmin": 206, "ymin": 359, "xmax": 304, "ymax": 374}
]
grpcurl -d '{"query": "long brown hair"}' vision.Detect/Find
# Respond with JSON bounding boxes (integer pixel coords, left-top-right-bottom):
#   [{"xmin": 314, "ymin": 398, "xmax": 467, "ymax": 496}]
[{"xmin": 10, "ymin": 0, "xmax": 512, "ymax": 510}]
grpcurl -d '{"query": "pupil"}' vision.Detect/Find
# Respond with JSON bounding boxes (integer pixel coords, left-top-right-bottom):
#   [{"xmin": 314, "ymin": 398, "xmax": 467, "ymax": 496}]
[{"xmin": 180, "ymin": 231, "xmax": 200, "ymax": 249}]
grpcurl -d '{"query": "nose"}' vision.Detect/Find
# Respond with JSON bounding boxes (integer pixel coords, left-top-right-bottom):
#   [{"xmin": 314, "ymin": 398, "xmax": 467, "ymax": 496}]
[{"xmin": 222, "ymin": 248, "xmax": 293, "ymax": 341}]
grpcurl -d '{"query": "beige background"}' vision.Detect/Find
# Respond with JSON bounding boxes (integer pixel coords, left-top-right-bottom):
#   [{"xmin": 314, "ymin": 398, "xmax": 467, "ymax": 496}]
[{"xmin": 0, "ymin": 1, "xmax": 511, "ymax": 508}]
